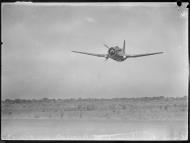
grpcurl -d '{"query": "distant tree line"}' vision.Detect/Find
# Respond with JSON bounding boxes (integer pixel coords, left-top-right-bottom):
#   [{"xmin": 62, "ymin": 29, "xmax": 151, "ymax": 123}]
[{"xmin": 2, "ymin": 96, "xmax": 187, "ymax": 104}]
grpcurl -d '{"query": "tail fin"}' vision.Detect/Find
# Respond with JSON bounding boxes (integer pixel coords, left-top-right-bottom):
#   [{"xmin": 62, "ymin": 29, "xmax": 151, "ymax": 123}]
[{"xmin": 123, "ymin": 40, "xmax": 125, "ymax": 54}]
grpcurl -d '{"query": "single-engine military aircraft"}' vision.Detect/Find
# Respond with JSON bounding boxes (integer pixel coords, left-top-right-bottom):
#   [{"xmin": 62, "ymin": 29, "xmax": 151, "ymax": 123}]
[{"xmin": 72, "ymin": 40, "xmax": 163, "ymax": 62}]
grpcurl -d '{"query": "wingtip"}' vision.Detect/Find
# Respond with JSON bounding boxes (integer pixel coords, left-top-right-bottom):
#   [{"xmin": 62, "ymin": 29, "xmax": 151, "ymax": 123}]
[{"xmin": 72, "ymin": 51, "xmax": 80, "ymax": 54}]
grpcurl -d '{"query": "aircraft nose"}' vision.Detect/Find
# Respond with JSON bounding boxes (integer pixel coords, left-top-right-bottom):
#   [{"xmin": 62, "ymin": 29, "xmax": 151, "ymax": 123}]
[{"xmin": 109, "ymin": 48, "xmax": 115, "ymax": 55}]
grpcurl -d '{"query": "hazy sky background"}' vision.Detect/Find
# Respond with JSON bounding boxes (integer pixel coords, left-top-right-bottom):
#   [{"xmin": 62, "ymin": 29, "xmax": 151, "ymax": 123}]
[{"xmin": 2, "ymin": 3, "xmax": 188, "ymax": 99}]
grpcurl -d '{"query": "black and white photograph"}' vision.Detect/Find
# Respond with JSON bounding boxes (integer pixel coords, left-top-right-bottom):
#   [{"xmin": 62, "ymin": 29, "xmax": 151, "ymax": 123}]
[{"xmin": 1, "ymin": 2, "xmax": 188, "ymax": 140}]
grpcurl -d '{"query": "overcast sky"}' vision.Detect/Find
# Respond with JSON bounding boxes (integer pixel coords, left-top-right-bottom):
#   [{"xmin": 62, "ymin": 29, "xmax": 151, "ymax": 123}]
[{"xmin": 2, "ymin": 3, "xmax": 188, "ymax": 99}]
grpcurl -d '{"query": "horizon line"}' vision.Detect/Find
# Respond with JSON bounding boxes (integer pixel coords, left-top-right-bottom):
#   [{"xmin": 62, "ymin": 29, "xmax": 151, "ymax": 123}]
[{"xmin": 2, "ymin": 95, "xmax": 187, "ymax": 101}]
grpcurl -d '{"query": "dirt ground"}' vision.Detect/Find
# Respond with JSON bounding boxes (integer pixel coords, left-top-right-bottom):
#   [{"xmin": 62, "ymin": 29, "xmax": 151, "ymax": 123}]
[
  {"xmin": 1, "ymin": 96, "xmax": 188, "ymax": 140},
  {"xmin": 1, "ymin": 119, "xmax": 187, "ymax": 140}
]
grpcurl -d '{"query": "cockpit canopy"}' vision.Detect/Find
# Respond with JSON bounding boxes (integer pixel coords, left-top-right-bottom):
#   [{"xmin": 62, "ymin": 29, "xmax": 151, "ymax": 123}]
[{"xmin": 113, "ymin": 46, "xmax": 122, "ymax": 51}]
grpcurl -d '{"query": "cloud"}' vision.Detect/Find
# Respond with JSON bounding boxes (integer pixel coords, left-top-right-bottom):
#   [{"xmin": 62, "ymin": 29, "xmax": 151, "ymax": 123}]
[{"xmin": 85, "ymin": 17, "xmax": 97, "ymax": 23}]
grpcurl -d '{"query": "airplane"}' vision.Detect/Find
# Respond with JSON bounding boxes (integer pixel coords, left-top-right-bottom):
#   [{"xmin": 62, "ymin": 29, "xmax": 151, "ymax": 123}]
[{"xmin": 72, "ymin": 40, "xmax": 163, "ymax": 62}]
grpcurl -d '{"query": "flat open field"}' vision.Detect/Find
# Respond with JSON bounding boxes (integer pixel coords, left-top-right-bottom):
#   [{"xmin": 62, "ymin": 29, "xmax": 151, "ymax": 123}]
[
  {"xmin": 1, "ymin": 119, "xmax": 187, "ymax": 140},
  {"xmin": 1, "ymin": 96, "xmax": 188, "ymax": 140}
]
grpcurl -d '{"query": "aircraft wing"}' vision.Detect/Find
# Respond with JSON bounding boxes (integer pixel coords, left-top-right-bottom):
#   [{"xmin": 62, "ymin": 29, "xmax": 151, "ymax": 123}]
[
  {"xmin": 128, "ymin": 52, "xmax": 163, "ymax": 58},
  {"xmin": 72, "ymin": 51, "xmax": 107, "ymax": 58}
]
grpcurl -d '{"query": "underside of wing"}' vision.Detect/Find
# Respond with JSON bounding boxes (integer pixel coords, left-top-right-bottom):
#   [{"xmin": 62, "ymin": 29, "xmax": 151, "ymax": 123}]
[
  {"xmin": 72, "ymin": 51, "xmax": 107, "ymax": 58},
  {"xmin": 128, "ymin": 52, "xmax": 163, "ymax": 58}
]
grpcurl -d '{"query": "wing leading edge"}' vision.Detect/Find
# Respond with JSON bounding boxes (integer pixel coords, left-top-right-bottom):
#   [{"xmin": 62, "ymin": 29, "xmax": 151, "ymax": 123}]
[
  {"xmin": 128, "ymin": 52, "xmax": 163, "ymax": 58},
  {"xmin": 72, "ymin": 51, "xmax": 107, "ymax": 58}
]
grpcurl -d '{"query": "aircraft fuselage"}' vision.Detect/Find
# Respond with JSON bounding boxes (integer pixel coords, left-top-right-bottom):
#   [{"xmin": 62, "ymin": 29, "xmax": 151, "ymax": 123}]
[{"xmin": 108, "ymin": 46, "xmax": 127, "ymax": 62}]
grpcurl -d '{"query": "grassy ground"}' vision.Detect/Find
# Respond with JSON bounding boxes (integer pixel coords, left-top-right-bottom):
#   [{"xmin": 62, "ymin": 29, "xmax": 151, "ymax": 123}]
[
  {"xmin": 1, "ymin": 96, "xmax": 188, "ymax": 140},
  {"xmin": 1, "ymin": 119, "xmax": 187, "ymax": 140},
  {"xmin": 1, "ymin": 97, "xmax": 188, "ymax": 120}
]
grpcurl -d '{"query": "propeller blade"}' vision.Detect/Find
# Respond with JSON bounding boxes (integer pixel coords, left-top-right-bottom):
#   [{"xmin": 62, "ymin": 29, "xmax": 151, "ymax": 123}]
[
  {"xmin": 104, "ymin": 44, "xmax": 110, "ymax": 49},
  {"xmin": 104, "ymin": 55, "xmax": 109, "ymax": 61}
]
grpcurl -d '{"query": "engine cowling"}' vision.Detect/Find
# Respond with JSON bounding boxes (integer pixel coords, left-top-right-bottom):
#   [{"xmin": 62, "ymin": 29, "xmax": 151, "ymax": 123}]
[{"xmin": 108, "ymin": 48, "xmax": 116, "ymax": 56}]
